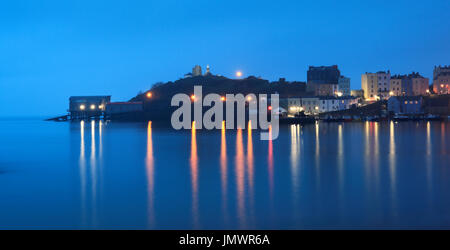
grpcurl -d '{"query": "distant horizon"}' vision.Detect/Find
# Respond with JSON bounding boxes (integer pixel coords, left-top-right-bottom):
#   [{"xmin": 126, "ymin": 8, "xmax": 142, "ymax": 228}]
[{"xmin": 1, "ymin": 0, "xmax": 449, "ymax": 116}]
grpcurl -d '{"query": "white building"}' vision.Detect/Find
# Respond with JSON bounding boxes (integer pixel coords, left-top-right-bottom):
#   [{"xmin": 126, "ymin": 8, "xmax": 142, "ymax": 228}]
[
  {"xmin": 318, "ymin": 97, "xmax": 357, "ymax": 113},
  {"xmin": 287, "ymin": 96, "xmax": 357, "ymax": 115},
  {"xmin": 287, "ymin": 97, "xmax": 319, "ymax": 115}
]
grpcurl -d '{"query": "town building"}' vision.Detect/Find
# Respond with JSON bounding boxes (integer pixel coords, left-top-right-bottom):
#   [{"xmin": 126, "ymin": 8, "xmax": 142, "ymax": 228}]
[
  {"xmin": 390, "ymin": 75, "xmax": 410, "ymax": 96},
  {"xmin": 192, "ymin": 65, "xmax": 202, "ymax": 76},
  {"xmin": 286, "ymin": 96, "xmax": 357, "ymax": 115},
  {"xmin": 287, "ymin": 97, "xmax": 319, "ymax": 115},
  {"xmin": 410, "ymin": 73, "xmax": 429, "ymax": 96},
  {"xmin": 433, "ymin": 74, "xmax": 450, "ymax": 94},
  {"xmin": 433, "ymin": 65, "xmax": 450, "ymax": 80},
  {"xmin": 351, "ymin": 89, "xmax": 364, "ymax": 98},
  {"xmin": 361, "ymin": 71, "xmax": 391, "ymax": 101},
  {"xmin": 390, "ymin": 72, "xmax": 429, "ymax": 96},
  {"xmin": 433, "ymin": 66, "xmax": 450, "ymax": 94},
  {"xmin": 318, "ymin": 96, "xmax": 358, "ymax": 113},
  {"xmin": 387, "ymin": 96, "xmax": 423, "ymax": 114},
  {"xmin": 338, "ymin": 76, "xmax": 351, "ymax": 96},
  {"xmin": 307, "ymin": 65, "xmax": 340, "ymax": 96},
  {"xmin": 69, "ymin": 96, "xmax": 111, "ymax": 119}
]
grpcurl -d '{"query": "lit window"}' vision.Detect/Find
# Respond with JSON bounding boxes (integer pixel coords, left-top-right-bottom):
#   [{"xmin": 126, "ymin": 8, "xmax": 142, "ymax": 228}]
[
  {"xmin": 80, "ymin": 104, "xmax": 85, "ymax": 110},
  {"xmin": 90, "ymin": 104, "xmax": 96, "ymax": 110}
]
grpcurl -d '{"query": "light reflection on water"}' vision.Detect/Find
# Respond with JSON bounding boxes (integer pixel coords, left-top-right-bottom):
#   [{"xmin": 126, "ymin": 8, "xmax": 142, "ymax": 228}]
[
  {"xmin": 190, "ymin": 121, "xmax": 199, "ymax": 228},
  {"xmin": 146, "ymin": 121, "xmax": 155, "ymax": 227},
  {"xmin": 0, "ymin": 119, "xmax": 449, "ymax": 229}
]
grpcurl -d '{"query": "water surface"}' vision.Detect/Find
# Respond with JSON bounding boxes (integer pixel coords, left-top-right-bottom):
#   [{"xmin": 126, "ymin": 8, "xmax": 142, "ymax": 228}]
[{"xmin": 0, "ymin": 119, "xmax": 449, "ymax": 229}]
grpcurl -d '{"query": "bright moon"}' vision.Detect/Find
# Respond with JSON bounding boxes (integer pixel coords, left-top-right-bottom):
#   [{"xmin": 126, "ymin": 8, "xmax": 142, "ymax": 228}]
[{"xmin": 236, "ymin": 71, "xmax": 243, "ymax": 77}]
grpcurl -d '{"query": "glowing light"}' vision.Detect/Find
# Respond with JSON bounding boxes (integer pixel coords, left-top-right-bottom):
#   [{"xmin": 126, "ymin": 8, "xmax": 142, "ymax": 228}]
[
  {"xmin": 336, "ymin": 91, "xmax": 343, "ymax": 97},
  {"xmin": 236, "ymin": 71, "xmax": 243, "ymax": 77},
  {"xmin": 80, "ymin": 104, "xmax": 85, "ymax": 110},
  {"xmin": 426, "ymin": 89, "xmax": 430, "ymax": 93},
  {"xmin": 98, "ymin": 105, "xmax": 104, "ymax": 110},
  {"xmin": 146, "ymin": 92, "xmax": 152, "ymax": 98},
  {"xmin": 90, "ymin": 104, "xmax": 96, "ymax": 110},
  {"xmin": 246, "ymin": 96, "xmax": 252, "ymax": 101},
  {"xmin": 389, "ymin": 91, "xmax": 394, "ymax": 96},
  {"xmin": 314, "ymin": 106, "xmax": 319, "ymax": 110},
  {"xmin": 268, "ymin": 106, "xmax": 272, "ymax": 111},
  {"xmin": 221, "ymin": 96, "xmax": 226, "ymax": 102},
  {"xmin": 441, "ymin": 84, "xmax": 444, "ymax": 88},
  {"xmin": 191, "ymin": 94, "xmax": 196, "ymax": 101}
]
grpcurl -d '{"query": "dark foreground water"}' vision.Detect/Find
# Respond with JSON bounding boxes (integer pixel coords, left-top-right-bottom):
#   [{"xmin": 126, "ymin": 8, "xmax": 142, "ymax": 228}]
[{"xmin": 0, "ymin": 118, "xmax": 449, "ymax": 229}]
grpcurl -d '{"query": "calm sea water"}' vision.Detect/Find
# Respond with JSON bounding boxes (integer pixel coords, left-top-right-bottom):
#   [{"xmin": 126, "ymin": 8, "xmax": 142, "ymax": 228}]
[{"xmin": 0, "ymin": 118, "xmax": 449, "ymax": 229}]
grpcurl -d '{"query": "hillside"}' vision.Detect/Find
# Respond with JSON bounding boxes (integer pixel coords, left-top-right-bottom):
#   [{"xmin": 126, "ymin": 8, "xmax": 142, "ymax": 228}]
[{"xmin": 130, "ymin": 75, "xmax": 307, "ymax": 102}]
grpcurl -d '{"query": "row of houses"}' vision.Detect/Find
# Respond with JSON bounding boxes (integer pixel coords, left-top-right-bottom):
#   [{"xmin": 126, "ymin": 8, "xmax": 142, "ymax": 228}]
[
  {"xmin": 281, "ymin": 96, "xmax": 359, "ymax": 116},
  {"xmin": 361, "ymin": 71, "xmax": 429, "ymax": 101},
  {"xmin": 361, "ymin": 66, "xmax": 450, "ymax": 101}
]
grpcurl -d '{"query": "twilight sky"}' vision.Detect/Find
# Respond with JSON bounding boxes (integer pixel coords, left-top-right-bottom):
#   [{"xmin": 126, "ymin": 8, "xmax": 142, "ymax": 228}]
[{"xmin": 1, "ymin": 0, "xmax": 449, "ymax": 117}]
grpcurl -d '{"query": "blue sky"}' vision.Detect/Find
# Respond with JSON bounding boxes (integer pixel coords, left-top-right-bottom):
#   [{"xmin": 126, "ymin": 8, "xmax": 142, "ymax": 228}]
[{"xmin": 1, "ymin": 0, "xmax": 449, "ymax": 116}]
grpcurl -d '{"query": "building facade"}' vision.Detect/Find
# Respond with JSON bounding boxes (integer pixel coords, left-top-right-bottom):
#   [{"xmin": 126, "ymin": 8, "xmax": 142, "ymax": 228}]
[
  {"xmin": 390, "ymin": 72, "xmax": 429, "ymax": 97},
  {"xmin": 307, "ymin": 65, "xmax": 340, "ymax": 96},
  {"xmin": 433, "ymin": 65, "xmax": 450, "ymax": 94},
  {"xmin": 351, "ymin": 89, "xmax": 364, "ymax": 98},
  {"xmin": 338, "ymin": 76, "xmax": 351, "ymax": 96},
  {"xmin": 69, "ymin": 96, "xmax": 111, "ymax": 118},
  {"xmin": 286, "ymin": 96, "xmax": 356, "ymax": 115},
  {"xmin": 387, "ymin": 96, "xmax": 423, "ymax": 114},
  {"xmin": 361, "ymin": 71, "xmax": 391, "ymax": 100},
  {"xmin": 411, "ymin": 73, "xmax": 429, "ymax": 96},
  {"xmin": 433, "ymin": 73, "xmax": 450, "ymax": 94},
  {"xmin": 287, "ymin": 97, "xmax": 320, "ymax": 115}
]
